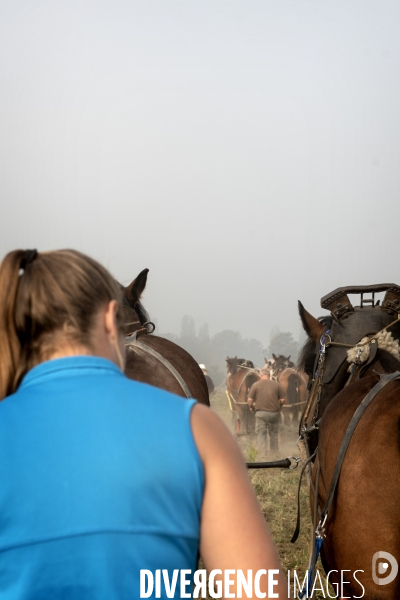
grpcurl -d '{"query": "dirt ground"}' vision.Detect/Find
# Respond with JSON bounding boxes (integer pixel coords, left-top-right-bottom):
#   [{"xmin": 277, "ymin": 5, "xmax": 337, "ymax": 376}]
[
  {"xmin": 208, "ymin": 390, "xmax": 329, "ymax": 599},
  {"xmin": 209, "ymin": 390, "xmax": 300, "ymax": 463}
]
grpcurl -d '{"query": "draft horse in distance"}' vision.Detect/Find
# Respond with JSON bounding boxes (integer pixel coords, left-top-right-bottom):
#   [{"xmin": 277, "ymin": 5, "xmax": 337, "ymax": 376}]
[
  {"xmin": 226, "ymin": 356, "xmax": 260, "ymax": 435},
  {"xmin": 269, "ymin": 354, "xmax": 307, "ymax": 429},
  {"xmin": 297, "ymin": 284, "xmax": 400, "ymax": 599}
]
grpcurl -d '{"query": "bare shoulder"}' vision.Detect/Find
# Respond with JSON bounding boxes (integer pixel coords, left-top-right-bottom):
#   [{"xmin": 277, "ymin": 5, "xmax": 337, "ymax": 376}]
[
  {"xmin": 189, "ymin": 404, "xmax": 288, "ymax": 596},
  {"xmin": 190, "ymin": 404, "xmax": 247, "ymax": 471}
]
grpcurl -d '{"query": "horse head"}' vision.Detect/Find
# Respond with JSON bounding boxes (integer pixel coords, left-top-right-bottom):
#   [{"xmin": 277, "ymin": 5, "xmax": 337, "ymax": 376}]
[
  {"xmin": 298, "ymin": 285, "xmax": 400, "ymax": 597},
  {"xmin": 226, "ymin": 356, "xmax": 239, "ymax": 375},
  {"xmin": 298, "ymin": 289, "xmax": 400, "ymax": 422},
  {"xmin": 226, "ymin": 356, "xmax": 254, "ymax": 376},
  {"xmin": 271, "ymin": 353, "xmax": 294, "ymax": 377},
  {"xmin": 264, "ymin": 357, "xmax": 275, "ymax": 371},
  {"xmin": 119, "ymin": 268, "xmax": 150, "ymax": 334}
]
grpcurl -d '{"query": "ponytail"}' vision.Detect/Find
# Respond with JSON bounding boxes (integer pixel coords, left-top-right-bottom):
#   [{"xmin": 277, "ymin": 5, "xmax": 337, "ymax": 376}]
[
  {"xmin": 0, "ymin": 250, "xmax": 28, "ymax": 398},
  {"xmin": 0, "ymin": 249, "xmax": 123, "ymax": 400}
]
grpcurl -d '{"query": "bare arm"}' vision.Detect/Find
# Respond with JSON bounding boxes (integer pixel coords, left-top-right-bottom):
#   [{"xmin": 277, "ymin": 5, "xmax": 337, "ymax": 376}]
[{"xmin": 191, "ymin": 404, "xmax": 288, "ymax": 599}]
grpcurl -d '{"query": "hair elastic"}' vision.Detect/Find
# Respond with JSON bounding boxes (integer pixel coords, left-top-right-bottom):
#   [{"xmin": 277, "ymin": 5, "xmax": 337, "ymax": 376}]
[{"xmin": 20, "ymin": 249, "xmax": 38, "ymax": 270}]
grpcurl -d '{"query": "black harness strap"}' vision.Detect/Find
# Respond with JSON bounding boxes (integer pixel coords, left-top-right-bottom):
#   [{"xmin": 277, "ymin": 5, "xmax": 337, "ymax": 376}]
[
  {"xmin": 291, "ymin": 448, "xmax": 318, "ymax": 543},
  {"xmin": 356, "ymin": 339, "xmax": 378, "ymax": 379},
  {"xmin": 317, "ymin": 370, "xmax": 400, "ymax": 535}
]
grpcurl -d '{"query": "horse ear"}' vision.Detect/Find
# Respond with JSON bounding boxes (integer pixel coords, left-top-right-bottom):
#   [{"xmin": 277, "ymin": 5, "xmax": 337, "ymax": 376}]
[
  {"xmin": 264, "ymin": 357, "xmax": 268, "ymax": 364},
  {"xmin": 298, "ymin": 301, "xmax": 325, "ymax": 341},
  {"xmin": 124, "ymin": 269, "xmax": 149, "ymax": 303},
  {"xmin": 288, "ymin": 355, "xmax": 291, "ymax": 360},
  {"xmin": 272, "ymin": 353, "xmax": 277, "ymax": 361}
]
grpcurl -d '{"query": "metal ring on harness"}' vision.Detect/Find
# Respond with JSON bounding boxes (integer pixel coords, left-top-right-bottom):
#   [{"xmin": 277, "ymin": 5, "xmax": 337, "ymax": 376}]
[
  {"xmin": 143, "ymin": 321, "xmax": 156, "ymax": 333},
  {"xmin": 288, "ymin": 456, "xmax": 301, "ymax": 470}
]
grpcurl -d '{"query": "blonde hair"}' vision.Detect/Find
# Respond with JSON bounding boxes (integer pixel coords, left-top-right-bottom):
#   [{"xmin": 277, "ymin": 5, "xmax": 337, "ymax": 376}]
[{"xmin": 0, "ymin": 249, "xmax": 123, "ymax": 399}]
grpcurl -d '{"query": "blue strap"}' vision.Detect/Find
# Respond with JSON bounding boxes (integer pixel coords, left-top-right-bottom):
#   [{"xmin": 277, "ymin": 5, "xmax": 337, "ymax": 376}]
[{"xmin": 298, "ymin": 537, "xmax": 324, "ymax": 598}]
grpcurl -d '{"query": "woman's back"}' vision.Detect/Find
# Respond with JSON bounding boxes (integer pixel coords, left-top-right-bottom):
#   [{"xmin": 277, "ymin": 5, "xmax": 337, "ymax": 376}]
[
  {"xmin": 0, "ymin": 356, "xmax": 203, "ymax": 599},
  {"xmin": 0, "ymin": 248, "xmax": 287, "ymax": 599}
]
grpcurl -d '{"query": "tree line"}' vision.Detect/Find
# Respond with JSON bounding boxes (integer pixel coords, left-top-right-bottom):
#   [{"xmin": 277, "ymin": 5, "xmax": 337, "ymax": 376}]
[{"xmin": 160, "ymin": 316, "xmax": 302, "ymax": 386}]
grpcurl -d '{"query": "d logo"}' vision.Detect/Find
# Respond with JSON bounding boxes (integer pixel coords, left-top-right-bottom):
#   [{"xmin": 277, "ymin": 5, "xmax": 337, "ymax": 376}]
[{"xmin": 372, "ymin": 551, "xmax": 398, "ymax": 586}]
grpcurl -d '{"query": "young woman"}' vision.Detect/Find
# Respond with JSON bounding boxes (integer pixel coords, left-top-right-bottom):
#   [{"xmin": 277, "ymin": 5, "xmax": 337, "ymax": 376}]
[{"xmin": 0, "ymin": 248, "xmax": 287, "ymax": 599}]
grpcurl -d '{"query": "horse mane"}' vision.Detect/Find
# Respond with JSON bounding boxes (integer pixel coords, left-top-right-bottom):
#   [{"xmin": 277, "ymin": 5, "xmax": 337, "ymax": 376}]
[{"xmin": 135, "ymin": 300, "xmax": 150, "ymax": 326}]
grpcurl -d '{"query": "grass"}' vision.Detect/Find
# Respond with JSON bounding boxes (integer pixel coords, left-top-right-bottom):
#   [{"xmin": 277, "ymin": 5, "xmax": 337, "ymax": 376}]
[{"xmin": 208, "ymin": 391, "xmax": 329, "ymax": 599}]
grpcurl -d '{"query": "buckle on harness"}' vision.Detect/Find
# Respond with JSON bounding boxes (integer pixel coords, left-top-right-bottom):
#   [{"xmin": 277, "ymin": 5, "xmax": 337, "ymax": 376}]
[
  {"xmin": 300, "ymin": 420, "xmax": 320, "ymax": 435},
  {"xmin": 315, "ymin": 514, "xmax": 327, "ymax": 539}
]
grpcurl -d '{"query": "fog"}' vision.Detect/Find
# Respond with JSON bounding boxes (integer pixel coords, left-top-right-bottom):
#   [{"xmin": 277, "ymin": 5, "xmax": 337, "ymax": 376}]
[{"xmin": 1, "ymin": 0, "xmax": 399, "ymax": 351}]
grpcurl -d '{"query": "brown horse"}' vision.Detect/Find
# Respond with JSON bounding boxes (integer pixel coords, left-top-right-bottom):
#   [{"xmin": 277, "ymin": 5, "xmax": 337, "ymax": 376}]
[
  {"xmin": 269, "ymin": 355, "xmax": 307, "ymax": 429},
  {"xmin": 270, "ymin": 353, "xmax": 294, "ymax": 376},
  {"xmin": 120, "ymin": 269, "xmax": 209, "ymax": 406},
  {"xmin": 226, "ymin": 357, "xmax": 260, "ymax": 435},
  {"xmin": 297, "ymin": 284, "xmax": 400, "ymax": 598}
]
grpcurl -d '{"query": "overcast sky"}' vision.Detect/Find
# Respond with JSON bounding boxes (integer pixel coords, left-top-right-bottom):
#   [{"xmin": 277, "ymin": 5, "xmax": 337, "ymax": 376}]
[{"xmin": 1, "ymin": 0, "xmax": 399, "ymax": 346}]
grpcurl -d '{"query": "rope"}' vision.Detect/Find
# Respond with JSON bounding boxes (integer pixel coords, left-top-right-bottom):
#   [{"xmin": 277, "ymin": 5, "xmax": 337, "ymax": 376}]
[
  {"xmin": 213, "ymin": 379, "xmax": 228, "ymax": 391},
  {"xmin": 236, "ymin": 364, "xmax": 260, "ymax": 372}
]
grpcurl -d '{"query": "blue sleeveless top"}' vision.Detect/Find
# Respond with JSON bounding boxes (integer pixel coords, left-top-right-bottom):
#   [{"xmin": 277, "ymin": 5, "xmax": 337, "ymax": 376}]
[{"xmin": 0, "ymin": 357, "xmax": 204, "ymax": 599}]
